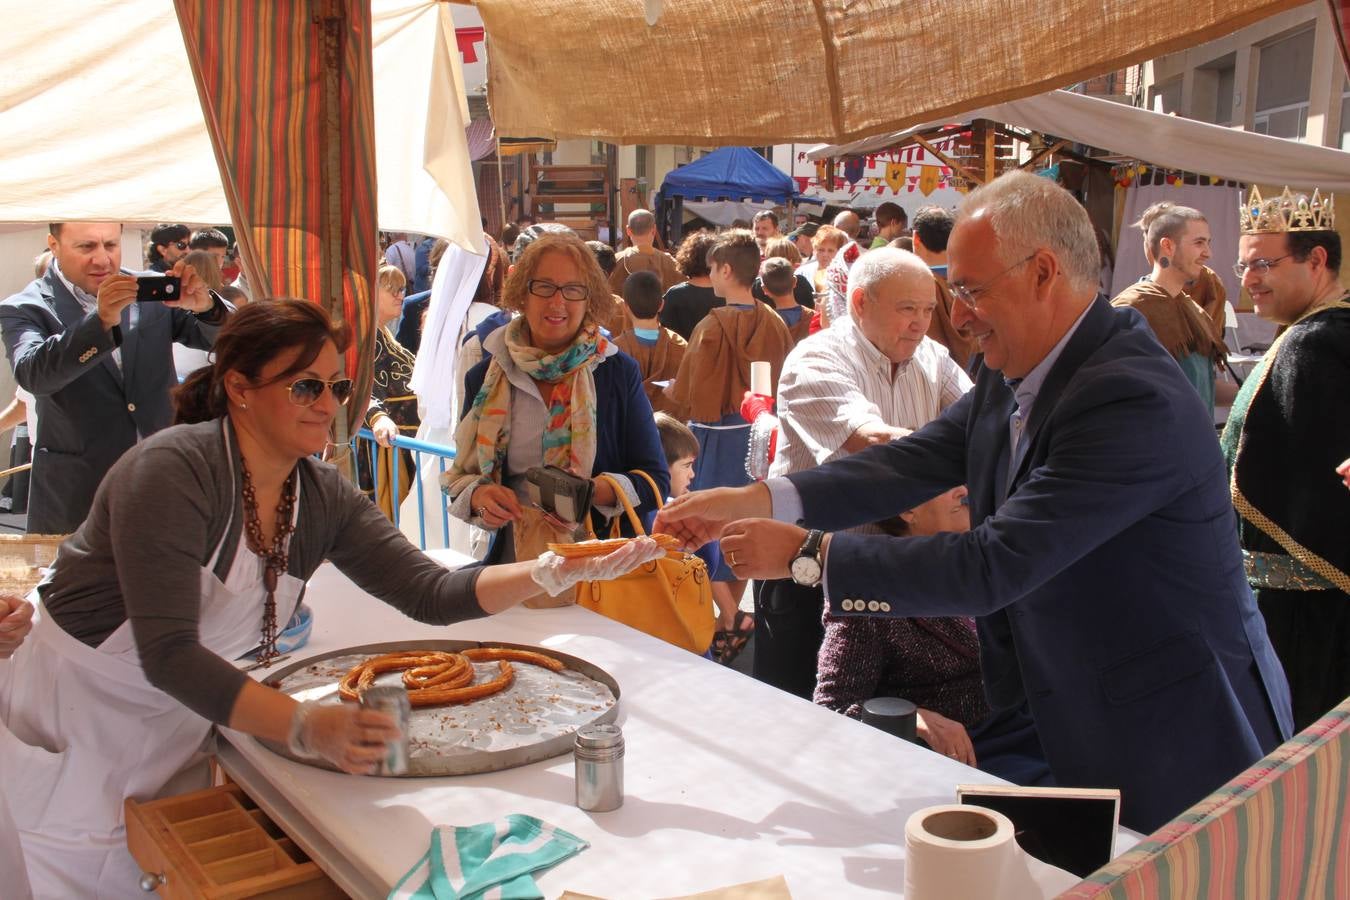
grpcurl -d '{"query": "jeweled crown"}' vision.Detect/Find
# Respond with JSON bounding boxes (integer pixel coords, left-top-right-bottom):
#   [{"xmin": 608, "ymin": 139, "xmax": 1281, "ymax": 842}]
[{"xmin": 1239, "ymin": 186, "xmax": 1336, "ymax": 234}]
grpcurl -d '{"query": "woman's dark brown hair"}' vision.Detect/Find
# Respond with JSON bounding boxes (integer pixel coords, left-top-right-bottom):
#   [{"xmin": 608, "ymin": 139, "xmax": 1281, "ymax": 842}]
[
  {"xmin": 674, "ymin": 230, "xmax": 717, "ymax": 279},
  {"xmin": 174, "ymin": 298, "xmax": 352, "ymax": 425}
]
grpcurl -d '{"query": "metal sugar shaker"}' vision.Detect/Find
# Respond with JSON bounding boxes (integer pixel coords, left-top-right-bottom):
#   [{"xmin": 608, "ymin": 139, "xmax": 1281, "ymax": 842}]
[
  {"xmin": 574, "ymin": 723, "xmax": 624, "ymax": 812},
  {"xmin": 360, "ymin": 684, "xmax": 411, "ymax": 776}
]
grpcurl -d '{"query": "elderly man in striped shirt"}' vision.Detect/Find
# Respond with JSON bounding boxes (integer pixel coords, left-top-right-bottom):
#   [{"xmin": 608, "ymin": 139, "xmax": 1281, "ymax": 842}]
[{"xmin": 753, "ymin": 247, "xmax": 972, "ymax": 698}]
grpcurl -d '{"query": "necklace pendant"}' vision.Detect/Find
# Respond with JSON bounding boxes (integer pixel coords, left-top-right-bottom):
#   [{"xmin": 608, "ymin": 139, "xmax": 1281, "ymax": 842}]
[{"xmin": 263, "ymin": 567, "xmax": 278, "ymax": 592}]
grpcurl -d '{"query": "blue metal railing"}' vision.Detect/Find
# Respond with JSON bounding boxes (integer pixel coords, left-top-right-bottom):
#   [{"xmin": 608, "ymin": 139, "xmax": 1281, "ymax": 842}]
[{"xmin": 353, "ymin": 428, "xmax": 456, "ymax": 549}]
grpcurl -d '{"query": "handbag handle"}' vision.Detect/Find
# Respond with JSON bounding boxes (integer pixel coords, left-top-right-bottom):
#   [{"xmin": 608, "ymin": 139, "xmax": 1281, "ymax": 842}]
[
  {"xmin": 586, "ymin": 468, "xmax": 665, "ymax": 539},
  {"xmin": 589, "ymin": 473, "xmax": 648, "ymax": 538},
  {"xmin": 626, "ymin": 468, "xmax": 665, "ymax": 510}
]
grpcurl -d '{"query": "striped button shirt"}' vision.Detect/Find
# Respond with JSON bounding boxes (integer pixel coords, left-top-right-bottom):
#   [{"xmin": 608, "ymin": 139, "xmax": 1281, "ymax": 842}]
[{"xmin": 769, "ymin": 314, "xmax": 972, "ymax": 486}]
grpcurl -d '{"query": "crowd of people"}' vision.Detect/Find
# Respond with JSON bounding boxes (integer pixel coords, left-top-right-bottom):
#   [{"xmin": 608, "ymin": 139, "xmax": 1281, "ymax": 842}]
[{"xmin": 0, "ymin": 167, "xmax": 1345, "ymax": 893}]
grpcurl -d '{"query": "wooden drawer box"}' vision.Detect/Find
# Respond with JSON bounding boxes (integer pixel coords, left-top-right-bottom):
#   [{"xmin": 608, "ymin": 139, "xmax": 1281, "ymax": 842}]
[{"xmin": 126, "ymin": 783, "xmax": 346, "ymax": 899}]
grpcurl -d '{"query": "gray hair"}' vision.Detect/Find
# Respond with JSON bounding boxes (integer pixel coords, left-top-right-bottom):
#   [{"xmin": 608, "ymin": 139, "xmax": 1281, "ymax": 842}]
[
  {"xmin": 626, "ymin": 209, "xmax": 656, "ymax": 234},
  {"xmin": 956, "ymin": 171, "xmax": 1099, "ymax": 295},
  {"xmin": 1133, "ymin": 202, "xmax": 1206, "ymax": 260},
  {"xmin": 846, "ymin": 247, "xmax": 932, "ymax": 312}
]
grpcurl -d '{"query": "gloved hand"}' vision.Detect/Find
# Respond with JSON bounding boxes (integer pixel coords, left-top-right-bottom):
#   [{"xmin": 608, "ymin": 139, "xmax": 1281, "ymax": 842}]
[
  {"xmin": 530, "ymin": 536, "xmax": 666, "ymax": 598},
  {"xmin": 288, "ymin": 701, "xmax": 401, "ymax": 774}
]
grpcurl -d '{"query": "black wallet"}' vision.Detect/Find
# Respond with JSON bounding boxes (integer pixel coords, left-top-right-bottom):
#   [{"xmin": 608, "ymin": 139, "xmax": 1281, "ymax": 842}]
[{"xmin": 524, "ymin": 465, "xmax": 594, "ymax": 525}]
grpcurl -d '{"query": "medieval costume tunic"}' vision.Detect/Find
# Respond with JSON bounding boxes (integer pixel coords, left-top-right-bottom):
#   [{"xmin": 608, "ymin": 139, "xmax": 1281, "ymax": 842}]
[
  {"xmin": 772, "ymin": 303, "xmax": 812, "ymax": 345},
  {"xmin": 614, "ymin": 324, "xmax": 687, "ymax": 417},
  {"xmin": 1111, "ymin": 279, "xmax": 1228, "ymax": 409},
  {"xmin": 607, "ymin": 247, "xmax": 684, "ymax": 295},
  {"xmin": 1222, "ymin": 297, "xmax": 1350, "ymax": 731},
  {"xmin": 666, "ymin": 302, "xmax": 793, "ymax": 579},
  {"xmin": 1187, "ymin": 265, "xmax": 1229, "ymax": 343},
  {"xmin": 359, "ymin": 326, "xmax": 420, "ymax": 519}
]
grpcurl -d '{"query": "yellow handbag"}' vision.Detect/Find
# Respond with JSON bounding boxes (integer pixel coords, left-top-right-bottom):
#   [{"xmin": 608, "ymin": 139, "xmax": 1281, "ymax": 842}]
[{"xmin": 575, "ymin": 472, "xmax": 715, "ymax": 655}]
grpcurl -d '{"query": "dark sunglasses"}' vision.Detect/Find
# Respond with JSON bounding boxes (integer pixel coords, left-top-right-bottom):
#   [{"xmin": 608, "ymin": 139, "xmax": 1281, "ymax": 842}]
[
  {"xmin": 286, "ymin": 377, "xmax": 354, "ymax": 407},
  {"xmin": 172, "ymin": 240, "xmax": 189, "ymax": 251}
]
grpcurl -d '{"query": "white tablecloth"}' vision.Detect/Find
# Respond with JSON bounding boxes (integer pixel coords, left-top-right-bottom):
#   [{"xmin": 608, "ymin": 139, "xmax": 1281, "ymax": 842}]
[{"xmin": 218, "ymin": 551, "xmax": 1135, "ymax": 899}]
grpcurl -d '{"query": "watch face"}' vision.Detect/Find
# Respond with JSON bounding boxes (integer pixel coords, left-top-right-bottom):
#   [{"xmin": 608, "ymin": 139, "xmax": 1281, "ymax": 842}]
[{"xmin": 791, "ymin": 555, "xmax": 822, "ymax": 586}]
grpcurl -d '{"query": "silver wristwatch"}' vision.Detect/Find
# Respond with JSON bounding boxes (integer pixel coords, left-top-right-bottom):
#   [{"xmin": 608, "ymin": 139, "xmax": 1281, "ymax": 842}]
[{"xmin": 790, "ymin": 529, "xmax": 825, "ymax": 587}]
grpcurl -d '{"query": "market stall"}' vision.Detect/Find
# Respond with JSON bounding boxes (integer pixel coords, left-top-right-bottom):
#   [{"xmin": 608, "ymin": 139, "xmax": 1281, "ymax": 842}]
[
  {"xmin": 806, "ymin": 88, "xmax": 1350, "ymax": 304},
  {"xmin": 470, "ymin": 0, "xmax": 1306, "ymax": 145},
  {"xmin": 204, "ymin": 551, "xmax": 1142, "ymax": 899},
  {"xmin": 655, "ymin": 146, "xmax": 801, "ymax": 243}
]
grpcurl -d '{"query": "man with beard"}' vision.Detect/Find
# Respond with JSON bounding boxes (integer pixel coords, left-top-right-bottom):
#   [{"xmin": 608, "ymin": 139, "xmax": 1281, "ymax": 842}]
[
  {"xmin": 1111, "ymin": 203, "xmax": 1228, "ymax": 409},
  {"xmin": 1223, "ymin": 186, "xmax": 1350, "ymax": 732}
]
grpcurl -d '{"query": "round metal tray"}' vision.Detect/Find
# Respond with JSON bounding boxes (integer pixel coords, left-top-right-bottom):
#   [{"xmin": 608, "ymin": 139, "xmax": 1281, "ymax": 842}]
[{"xmin": 257, "ymin": 639, "xmax": 620, "ymax": 776}]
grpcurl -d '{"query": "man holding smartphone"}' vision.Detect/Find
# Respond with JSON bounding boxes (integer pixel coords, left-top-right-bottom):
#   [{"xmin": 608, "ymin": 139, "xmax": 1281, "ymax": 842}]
[{"xmin": 0, "ymin": 222, "xmax": 229, "ymax": 534}]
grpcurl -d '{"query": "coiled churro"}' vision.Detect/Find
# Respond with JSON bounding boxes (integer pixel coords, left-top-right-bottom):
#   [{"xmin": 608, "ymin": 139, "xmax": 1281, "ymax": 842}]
[{"xmin": 336, "ymin": 647, "xmax": 562, "ymax": 708}]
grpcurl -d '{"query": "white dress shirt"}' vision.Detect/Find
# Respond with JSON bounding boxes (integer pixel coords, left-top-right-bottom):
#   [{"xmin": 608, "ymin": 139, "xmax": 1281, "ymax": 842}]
[{"xmin": 769, "ymin": 313, "xmax": 971, "ymax": 536}]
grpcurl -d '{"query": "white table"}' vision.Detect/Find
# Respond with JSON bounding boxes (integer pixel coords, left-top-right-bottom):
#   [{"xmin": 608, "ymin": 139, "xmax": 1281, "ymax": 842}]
[{"xmin": 218, "ymin": 552, "xmax": 1136, "ymax": 899}]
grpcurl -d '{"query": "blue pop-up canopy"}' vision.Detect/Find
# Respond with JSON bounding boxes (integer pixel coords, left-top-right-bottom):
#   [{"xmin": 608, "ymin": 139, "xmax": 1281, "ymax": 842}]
[{"xmin": 658, "ymin": 146, "xmax": 800, "ymax": 204}]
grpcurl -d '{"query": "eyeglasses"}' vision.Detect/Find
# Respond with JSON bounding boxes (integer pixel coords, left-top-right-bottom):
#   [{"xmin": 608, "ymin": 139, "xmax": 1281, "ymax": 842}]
[
  {"xmin": 1232, "ymin": 255, "xmax": 1291, "ymax": 278},
  {"xmin": 949, "ymin": 254, "xmax": 1037, "ymax": 309},
  {"xmin": 286, "ymin": 377, "xmax": 354, "ymax": 407},
  {"xmin": 171, "ymin": 241, "xmax": 189, "ymax": 251},
  {"xmin": 527, "ymin": 279, "xmax": 590, "ymax": 302}
]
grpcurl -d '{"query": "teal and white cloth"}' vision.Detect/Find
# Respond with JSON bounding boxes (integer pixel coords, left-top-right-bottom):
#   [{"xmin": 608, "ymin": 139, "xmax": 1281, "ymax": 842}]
[{"xmin": 388, "ymin": 814, "xmax": 589, "ymax": 900}]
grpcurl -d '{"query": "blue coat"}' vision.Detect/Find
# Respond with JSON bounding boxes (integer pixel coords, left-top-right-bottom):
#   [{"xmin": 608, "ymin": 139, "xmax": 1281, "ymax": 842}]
[
  {"xmin": 0, "ymin": 269, "xmax": 222, "ymax": 534},
  {"xmin": 789, "ymin": 297, "xmax": 1292, "ymax": 833},
  {"xmin": 462, "ymin": 350, "xmax": 669, "ymax": 564}
]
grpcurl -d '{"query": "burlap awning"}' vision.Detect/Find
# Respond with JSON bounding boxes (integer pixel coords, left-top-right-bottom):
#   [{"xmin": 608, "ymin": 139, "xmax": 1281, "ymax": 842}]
[{"xmin": 473, "ymin": 0, "xmax": 1306, "ymax": 145}]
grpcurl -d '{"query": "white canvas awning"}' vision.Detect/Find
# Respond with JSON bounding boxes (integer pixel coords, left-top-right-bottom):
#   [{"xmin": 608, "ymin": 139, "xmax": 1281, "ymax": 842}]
[
  {"xmin": 0, "ymin": 0, "xmax": 482, "ymax": 251},
  {"xmin": 805, "ymin": 89, "xmax": 1350, "ymax": 193}
]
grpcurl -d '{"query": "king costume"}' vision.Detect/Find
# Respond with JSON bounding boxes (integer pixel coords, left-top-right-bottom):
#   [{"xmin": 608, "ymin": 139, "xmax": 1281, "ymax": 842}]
[{"xmin": 1223, "ymin": 187, "xmax": 1350, "ymax": 732}]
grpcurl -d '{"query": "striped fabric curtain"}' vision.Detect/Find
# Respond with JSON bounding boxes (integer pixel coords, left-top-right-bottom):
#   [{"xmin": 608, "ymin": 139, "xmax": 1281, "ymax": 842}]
[{"xmin": 173, "ymin": 0, "xmax": 379, "ymax": 462}]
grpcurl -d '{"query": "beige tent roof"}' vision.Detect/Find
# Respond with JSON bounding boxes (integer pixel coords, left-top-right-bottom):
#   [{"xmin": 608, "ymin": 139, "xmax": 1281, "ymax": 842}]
[
  {"xmin": 805, "ymin": 90, "xmax": 1350, "ymax": 193},
  {"xmin": 475, "ymin": 0, "xmax": 1305, "ymax": 145},
  {"xmin": 0, "ymin": 0, "xmax": 483, "ymax": 251}
]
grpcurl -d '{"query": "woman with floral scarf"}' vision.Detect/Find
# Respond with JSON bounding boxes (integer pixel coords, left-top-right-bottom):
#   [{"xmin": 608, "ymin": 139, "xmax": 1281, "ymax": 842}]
[{"xmin": 442, "ymin": 232, "xmax": 669, "ymax": 600}]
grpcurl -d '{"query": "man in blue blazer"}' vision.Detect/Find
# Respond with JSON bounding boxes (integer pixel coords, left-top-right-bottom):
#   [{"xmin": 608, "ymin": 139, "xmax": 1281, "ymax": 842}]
[
  {"xmin": 1, "ymin": 222, "xmax": 227, "ymax": 535},
  {"xmin": 656, "ymin": 172, "xmax": 1292, "ymax": 833}
]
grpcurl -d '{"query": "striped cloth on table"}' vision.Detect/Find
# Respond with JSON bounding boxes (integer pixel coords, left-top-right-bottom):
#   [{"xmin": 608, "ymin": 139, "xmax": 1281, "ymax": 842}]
[{"xmin": 1061, "ymin": 697, "xmax": 1350, "ymax": 898}]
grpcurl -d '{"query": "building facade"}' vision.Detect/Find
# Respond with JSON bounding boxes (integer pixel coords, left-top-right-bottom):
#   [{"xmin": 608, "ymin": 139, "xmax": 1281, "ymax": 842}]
[{"xmin": 1139, "ymin": 1, "xmax": 1347, "ymax": 149}]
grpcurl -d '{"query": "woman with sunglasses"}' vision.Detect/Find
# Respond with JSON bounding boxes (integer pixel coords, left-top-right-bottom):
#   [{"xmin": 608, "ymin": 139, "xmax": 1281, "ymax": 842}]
[
  {"xmin": 444, "ymin": 231, "xmax": 668, "ymax": 584},
  {"xmin": 0, "ymin": 298, "xmax": 664, "ymax": 896}
]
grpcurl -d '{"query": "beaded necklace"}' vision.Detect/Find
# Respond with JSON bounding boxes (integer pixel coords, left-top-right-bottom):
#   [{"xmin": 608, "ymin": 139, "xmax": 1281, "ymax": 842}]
[{"xmin": 240, "ymin": 459, "xmax": 297, "ymax": 666}]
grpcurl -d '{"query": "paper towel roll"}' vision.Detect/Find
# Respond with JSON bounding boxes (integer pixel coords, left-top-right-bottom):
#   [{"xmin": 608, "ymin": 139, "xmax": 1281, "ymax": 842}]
[
  {"xmin": 903, "ymin": 804, "xmax": 1079, "ymax": 899},
  {"xmin": 749, "ymin": 361, "xmax": 772, "ymax": 397}
]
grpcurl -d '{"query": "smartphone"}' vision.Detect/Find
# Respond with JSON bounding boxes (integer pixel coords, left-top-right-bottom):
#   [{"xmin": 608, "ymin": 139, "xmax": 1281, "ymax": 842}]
[{"xmin": 135, "ymin": 275, "xmax": 181, "ymax": 302}]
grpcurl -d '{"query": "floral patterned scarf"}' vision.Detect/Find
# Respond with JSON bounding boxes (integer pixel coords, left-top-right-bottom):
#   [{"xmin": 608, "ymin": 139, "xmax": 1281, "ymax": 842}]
[{"xmin": 450, "ymin": 317, "xmax": 613, "ymax": 492}]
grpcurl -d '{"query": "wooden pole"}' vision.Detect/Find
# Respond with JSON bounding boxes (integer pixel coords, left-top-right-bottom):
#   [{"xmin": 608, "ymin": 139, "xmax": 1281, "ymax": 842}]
[
  {"xmin": 912, "ymin": 135, "xmax": 985, "ymax": 186},
  {"xmin": 318, "ymin": 0, "xmax": 354, "ymax": 478}
]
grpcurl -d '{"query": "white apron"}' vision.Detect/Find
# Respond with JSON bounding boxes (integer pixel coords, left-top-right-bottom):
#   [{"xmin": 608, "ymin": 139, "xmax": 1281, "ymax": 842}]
[{"xmin": 0, "ymin": 440, "xmax": 304, "ymax": 899}]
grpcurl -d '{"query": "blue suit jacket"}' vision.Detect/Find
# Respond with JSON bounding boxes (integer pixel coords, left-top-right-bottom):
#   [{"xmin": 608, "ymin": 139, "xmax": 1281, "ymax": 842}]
[
  {"xmin": 788, "ymin": 297, "xmax": 1292, "ymax": 832},
  {"xmin": 0, "ymin": 269, "xmax": 222, "ymax": 533}
]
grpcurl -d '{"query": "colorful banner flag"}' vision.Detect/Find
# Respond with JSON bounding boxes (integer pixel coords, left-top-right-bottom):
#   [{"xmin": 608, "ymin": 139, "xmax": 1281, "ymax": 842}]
[
  {"xmin": 885, "ymin": 162, "xmax": 907, "ymax": 193},
  {"xmin": 918, "ymin": 165, "xmax": 940, "ymax": 196},
  {"xmin": 843, "ymin": 157, "xmax": 865, "ymax": 187}
]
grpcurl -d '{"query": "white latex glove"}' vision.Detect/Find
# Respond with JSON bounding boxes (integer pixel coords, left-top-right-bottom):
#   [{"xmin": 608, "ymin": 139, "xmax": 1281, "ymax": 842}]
[
  {"xmin": 290, "ymin": 701, "xmax": 400, "ymax": 774},
  {"xmin": 530, "ymin": 536, "xmax": 666, "ymax": 598}
]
